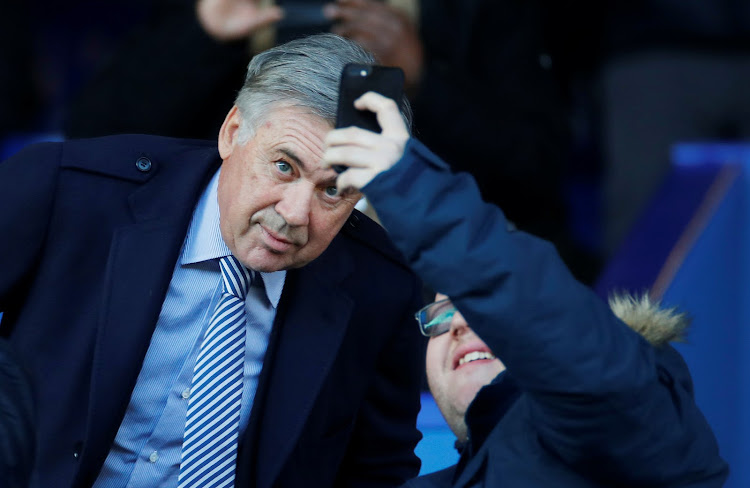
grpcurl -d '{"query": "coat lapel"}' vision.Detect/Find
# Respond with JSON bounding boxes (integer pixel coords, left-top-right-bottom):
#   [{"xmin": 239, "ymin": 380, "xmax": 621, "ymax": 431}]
[
  {"xmin": 76, "ymin": 145, "xmax": 220, "ymax": 484},
  {"xmin": 251, "ymin": 237, "xmax": 354, "ymax": 488},
  {"xmin": 80, "ymin": 220, "xmax": 185, "ymax": 477}
]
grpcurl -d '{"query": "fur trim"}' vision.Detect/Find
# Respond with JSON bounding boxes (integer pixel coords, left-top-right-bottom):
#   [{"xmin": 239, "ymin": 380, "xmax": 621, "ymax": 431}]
[{"xmin": 608, "ymin": 293, "xmax": 690, "ymax": 346}]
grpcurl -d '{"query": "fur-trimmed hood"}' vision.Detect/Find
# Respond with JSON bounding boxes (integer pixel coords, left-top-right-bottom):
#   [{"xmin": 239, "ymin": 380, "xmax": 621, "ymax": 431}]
[{"xmin": 608, "ymin": 293, "xmax": 690, "ymax": 346}]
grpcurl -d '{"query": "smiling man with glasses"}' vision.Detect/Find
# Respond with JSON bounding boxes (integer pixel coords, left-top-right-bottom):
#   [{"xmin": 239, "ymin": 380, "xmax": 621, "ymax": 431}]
[
  {"xmin": 324, "ymin": 91, "xmax": 729, "ymax": 488},
  {"xmin": 416, "ymin": 294, "xmax": 506, "ymax": 447}
]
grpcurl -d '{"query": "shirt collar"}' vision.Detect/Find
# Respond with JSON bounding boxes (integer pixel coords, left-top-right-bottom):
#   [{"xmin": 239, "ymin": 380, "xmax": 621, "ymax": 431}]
[{"xmin": 181, "ymin": 168, "xmax": 285, "ymax": 308}]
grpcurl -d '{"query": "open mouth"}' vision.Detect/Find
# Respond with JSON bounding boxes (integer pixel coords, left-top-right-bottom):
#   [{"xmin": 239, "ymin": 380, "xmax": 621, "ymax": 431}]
[{"xmin": 457, "ymin": 350, "xmax": 496, "ymax": 367}]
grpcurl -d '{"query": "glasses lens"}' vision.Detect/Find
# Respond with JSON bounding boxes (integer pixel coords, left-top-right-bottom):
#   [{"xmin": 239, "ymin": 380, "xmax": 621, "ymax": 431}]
[{"xmin": 417, "ymin": 299, "xmax": 455, "ymax": 337}]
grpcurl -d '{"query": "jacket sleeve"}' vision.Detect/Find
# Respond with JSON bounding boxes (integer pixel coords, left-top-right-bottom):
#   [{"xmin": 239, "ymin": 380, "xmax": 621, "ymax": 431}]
[
  {"xmin": 0, "ymin": 142, "xmax": 60, "ymax": 317},
  {"xmin": 362, "ymin": 139, "xmax": 728, "ymax": 485}
]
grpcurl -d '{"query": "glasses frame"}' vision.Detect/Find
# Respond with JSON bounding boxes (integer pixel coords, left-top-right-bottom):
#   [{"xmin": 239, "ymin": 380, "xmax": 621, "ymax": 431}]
[{"xmin": 414, "ymin": 298, "xmax": 456, "ymax": 337}]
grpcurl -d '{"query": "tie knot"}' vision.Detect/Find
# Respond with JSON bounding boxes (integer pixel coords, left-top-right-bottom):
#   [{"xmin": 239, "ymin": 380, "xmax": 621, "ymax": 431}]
[{"xmin": 219, "ymin": 255, "xmax": 253, "ymax": 300}]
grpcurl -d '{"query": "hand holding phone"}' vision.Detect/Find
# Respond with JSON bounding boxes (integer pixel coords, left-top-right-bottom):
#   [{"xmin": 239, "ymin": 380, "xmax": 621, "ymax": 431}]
[
  {"xmin": 333, "ymin": 63, "xmax": 405, "ymax": 173},
  {"xmin": 277, "ymin": 3, "xmax": 333, "ymax": 30},
  {"xmin": 324, "ymin": 90, "xmax": 410, "ymax": 190}
]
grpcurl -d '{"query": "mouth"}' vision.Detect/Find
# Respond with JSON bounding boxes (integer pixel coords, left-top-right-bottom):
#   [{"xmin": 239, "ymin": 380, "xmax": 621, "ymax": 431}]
[
  {"xmin": 458, "ymin": 350, "xmax": 496, "ymax": 366},
  {"xmin": 452, "ymin": 344, "xmax": 496, "ymax": 370},
  {"xmin": 259, "ymin": 225, "xmax": 296, "ymax": 253}
]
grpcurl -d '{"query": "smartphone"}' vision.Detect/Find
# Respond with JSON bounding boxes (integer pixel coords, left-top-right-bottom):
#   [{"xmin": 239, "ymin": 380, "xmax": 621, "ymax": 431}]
[
  {"xmin": 333, "ymin": 64, "xmax": 405, "ymax": 173},
  {"xmin": 277, "ymin": 3, "xmax": 332, "ymax": 30}
]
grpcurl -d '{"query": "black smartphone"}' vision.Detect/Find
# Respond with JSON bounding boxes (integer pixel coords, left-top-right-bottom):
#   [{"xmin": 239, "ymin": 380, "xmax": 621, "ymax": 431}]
[
  {"xmin": 277, "ymin": 3, "xmax": 332, "ymax": 30},
  {"xmin": 333, "ymin": 63, "xmax": 405, "ymax": 173}
]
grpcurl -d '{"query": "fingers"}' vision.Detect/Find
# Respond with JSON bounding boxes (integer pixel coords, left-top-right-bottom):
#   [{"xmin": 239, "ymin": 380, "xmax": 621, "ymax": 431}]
[
  {"xmin": 325, "ymin": 145, "xmax": 388, "ymax": 171},
  {"xmin": 334, "ymin": 166, "xmax": 383, "ymax": 191},
  {"xmin": 325, "ymin": 127, "xmax": 403, "ymax": 170},
  {"xmin": 197, "ymin": 0, "xmax": 283, "ymax": 41},
  {"xmin": 254, "ymin": 5, "xmax": 284, "ymax": 29},
  {"xmin": 354, "ymin": 92, "xmax": 409, "ymax": 140},
  {"xmin": 326, "ymin": 4, "xmax": 393, "ymax": 32},
  {"xmin": 326, "ymin": 126, "xmax": 382, "ymax": 150},
  {"xmin": 325, "ymin": 0, "xmax": 374, "ymax": 17},
  {"xmin": 325, "ymin": 1, "xmax": 402, "ymax": 46},
  {"xmin": 231, "ymin": 5, "xmax": 283, "ymax": 35},
  {"xmin": 322, "ymin": 126, "xmax": 404, "ymax": 190},
  {"xmin": 322, "ymin": 91, "xmax": 409, "ymax": 190}
]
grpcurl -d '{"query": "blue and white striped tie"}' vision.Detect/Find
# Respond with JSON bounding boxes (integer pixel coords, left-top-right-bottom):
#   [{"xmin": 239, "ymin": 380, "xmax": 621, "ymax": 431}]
[{"xmin": 178, "ymin": 255, "xmax": 252, "ymax": 488}]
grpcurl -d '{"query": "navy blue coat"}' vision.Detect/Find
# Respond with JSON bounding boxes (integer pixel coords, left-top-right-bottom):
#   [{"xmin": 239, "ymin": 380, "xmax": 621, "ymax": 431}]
[
  {"xmin": 0, "ymin": 134, "xmax": 424, "ymax": 488},
  {"xmin": 364, "ymin": 140, "xmax": 729, "ymax": 487},
  {"xmin": 0, "ymin": 337, "xmax": 35, "ymax": 488}
]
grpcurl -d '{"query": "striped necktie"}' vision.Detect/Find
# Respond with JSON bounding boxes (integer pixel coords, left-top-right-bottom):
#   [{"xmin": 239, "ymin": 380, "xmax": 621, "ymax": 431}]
[{"xmin": 178, "ymin": 255, "xmax": 253, "ymax": 488}]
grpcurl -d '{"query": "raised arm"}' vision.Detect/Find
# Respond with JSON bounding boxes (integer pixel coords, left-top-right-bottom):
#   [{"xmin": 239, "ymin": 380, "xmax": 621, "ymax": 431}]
[{"xmin": 323, "ymin": 93, "xmax": 728, "ymax": 485}]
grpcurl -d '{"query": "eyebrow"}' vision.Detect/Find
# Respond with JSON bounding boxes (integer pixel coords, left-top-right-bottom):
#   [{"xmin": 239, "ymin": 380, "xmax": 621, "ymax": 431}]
[
  {"xmin": 279, "ymin": 147, "xmax": 339, "ymax": 187},
  {"xmin": 279, "ymin": 148, "xmax": 307, "ymax": 172}
]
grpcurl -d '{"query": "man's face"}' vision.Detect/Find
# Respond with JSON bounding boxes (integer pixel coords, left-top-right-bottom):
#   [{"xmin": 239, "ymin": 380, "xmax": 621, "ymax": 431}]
[
  {"xmin": 425, "ymin": 294, "xmax": 506, "ymax": 442},
  {"xmin": 217, "ymin": 104, "xmax": 361, "ymax": 272}
]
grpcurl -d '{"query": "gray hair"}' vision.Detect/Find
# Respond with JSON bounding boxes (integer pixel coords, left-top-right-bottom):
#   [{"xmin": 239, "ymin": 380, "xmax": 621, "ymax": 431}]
[{"xmin": 234, "ymin": 33, "xmax": 412, "ymax": 143}]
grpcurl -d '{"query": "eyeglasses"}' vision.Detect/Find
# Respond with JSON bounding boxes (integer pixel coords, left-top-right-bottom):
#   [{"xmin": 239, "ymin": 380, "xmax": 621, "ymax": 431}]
[{"xmin": 415, "ymin": 298, "xmax": 457, "ymax": 337}]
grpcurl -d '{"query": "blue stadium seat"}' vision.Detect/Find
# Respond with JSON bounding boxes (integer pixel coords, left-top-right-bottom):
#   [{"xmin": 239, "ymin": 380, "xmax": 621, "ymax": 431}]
[{"xmin": 596, "ymin": 142, "xmax": 750, "ymax": 488}]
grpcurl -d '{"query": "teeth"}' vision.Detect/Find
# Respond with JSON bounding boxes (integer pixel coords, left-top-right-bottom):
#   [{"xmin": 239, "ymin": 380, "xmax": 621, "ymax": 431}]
[{"xmin": 458, "ymin": 351, "xmax": 496, "ymax": 366}]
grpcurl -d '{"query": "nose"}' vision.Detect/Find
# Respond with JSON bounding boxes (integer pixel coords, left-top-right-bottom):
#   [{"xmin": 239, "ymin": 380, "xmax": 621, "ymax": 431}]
[
  {"xmin": 275, "ymin": 183, "xmax": 313, "ymax": 227},
  {"xmin": 449, "ymin": 309, "xmax": 470, "ymax": 338}
]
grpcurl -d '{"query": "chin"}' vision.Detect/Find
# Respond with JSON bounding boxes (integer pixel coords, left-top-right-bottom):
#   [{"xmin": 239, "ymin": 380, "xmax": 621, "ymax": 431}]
[
  {"xmin": 236, "ymin": 249, "xmax": 288, "ymax": 272},
  {"xmin": 456, "ymin": 384, "xmax": 485, "ymax": 412}
]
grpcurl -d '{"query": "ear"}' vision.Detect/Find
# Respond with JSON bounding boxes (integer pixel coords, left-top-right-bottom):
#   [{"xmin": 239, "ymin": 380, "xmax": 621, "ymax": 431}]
[{"xmin": 218, "ymin": 105, "xmax": 242, "ymax": 159}]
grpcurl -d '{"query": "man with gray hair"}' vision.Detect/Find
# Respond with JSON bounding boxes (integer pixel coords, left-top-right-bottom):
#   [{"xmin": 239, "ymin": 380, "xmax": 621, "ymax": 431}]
[{"xmin": 0, "ymin": 33, "xmax": 424, "ymax": 488}]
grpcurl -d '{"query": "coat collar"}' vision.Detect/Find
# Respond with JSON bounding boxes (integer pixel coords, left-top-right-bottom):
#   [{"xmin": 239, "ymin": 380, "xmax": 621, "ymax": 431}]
[{"xmin": 452, "ymin": 374, "xmax": 521, "ymax": 488}]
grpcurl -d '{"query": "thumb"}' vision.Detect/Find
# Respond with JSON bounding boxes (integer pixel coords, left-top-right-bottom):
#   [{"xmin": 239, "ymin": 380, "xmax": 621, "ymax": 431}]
[
  {"xmin": 218, "ymin": 5, "xmax": 283, "ymax": 40},
  {"xmin": 250, "ymin": 5, "xmax": 284, "ymax": 30}
]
